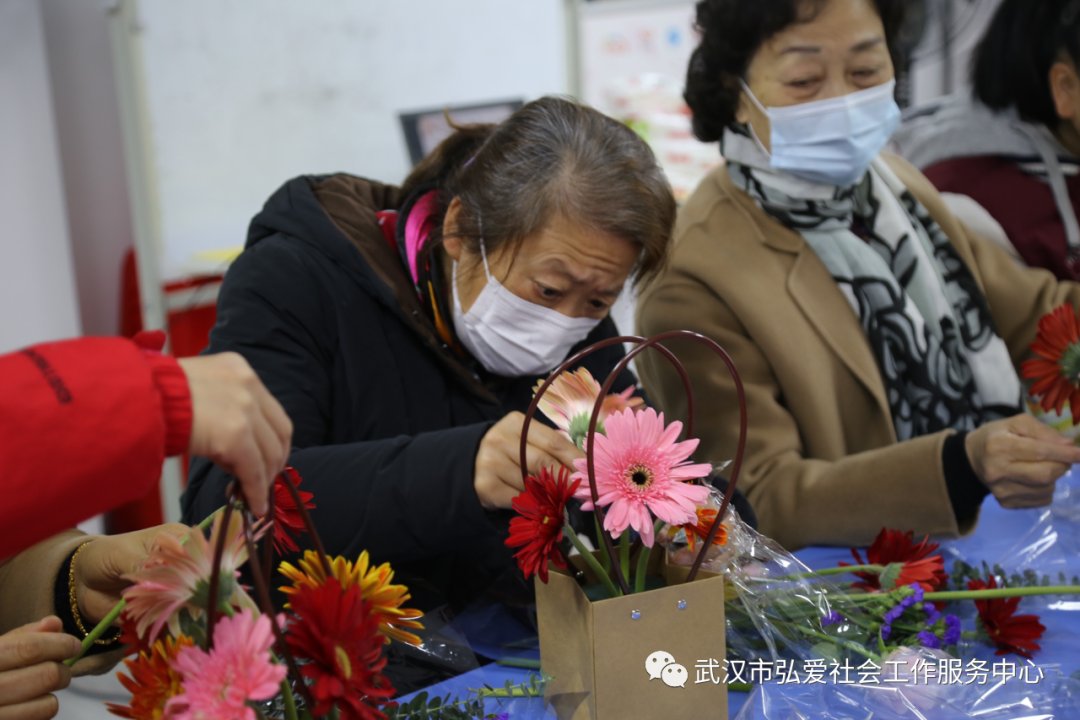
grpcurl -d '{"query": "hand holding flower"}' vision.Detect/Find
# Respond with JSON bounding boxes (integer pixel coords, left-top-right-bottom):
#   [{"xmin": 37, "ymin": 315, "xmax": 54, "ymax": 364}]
[
  {"xmin": 963, "ymin": 414, "xmax": 1080, "ymax": 509},
  {"xmin": 474, "ymin": 411, "xmax": 582, "ymax": 510},
  {"xmin": 73, "ymin": 525, "xmax": 187, "ymax": 626}
]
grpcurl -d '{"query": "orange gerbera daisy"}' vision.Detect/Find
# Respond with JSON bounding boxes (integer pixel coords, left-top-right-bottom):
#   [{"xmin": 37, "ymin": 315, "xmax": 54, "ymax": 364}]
[
  {"xmin": 279, "ymin": 550, "xmax": 423, "ymax": 646},
  {"xmin": 1021, "ymin": 303, "xmax": 1080, "ymax": 420},
  {"xmin": 107, "ymin": 634, "xmax": 192, "ymax": 719},
  {"xmin": 682, "ymin": 507, "xmax": 729, "ymax": 551}
]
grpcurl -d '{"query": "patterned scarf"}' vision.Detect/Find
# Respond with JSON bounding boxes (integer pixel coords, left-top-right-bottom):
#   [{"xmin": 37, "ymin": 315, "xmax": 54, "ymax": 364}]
[{"xmin": 722, "ymin": 128, "xmax": 1022, "ymax": 440}]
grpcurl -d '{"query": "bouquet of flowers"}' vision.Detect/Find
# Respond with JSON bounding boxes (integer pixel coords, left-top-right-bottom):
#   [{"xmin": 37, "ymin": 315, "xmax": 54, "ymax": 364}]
[
  {"xmin": 503, "ymin": 330, "xmax": 747, "ymax": 718},
  {"xmin": 507, "ymin": 330, "xmax": 743, "ymax": 597},
  {"xmin": 70, "ymin": 468, "xmax": 434, "ymax": 720}
]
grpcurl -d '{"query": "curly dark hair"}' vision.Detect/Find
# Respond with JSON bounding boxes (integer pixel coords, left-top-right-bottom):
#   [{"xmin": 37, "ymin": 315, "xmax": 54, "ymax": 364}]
[{"xmin": 684, "ymin": 0, "xmax": 908, "ymax": 142}]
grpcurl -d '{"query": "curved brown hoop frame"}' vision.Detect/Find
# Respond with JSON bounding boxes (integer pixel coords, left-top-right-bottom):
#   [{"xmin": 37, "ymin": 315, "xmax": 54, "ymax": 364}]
[
  {"xmin": 205, "ymin": 470, "xmax": 333, "ymax": 711},
  {"xmin": 521, "ymin": 330, "xmax": 748, "ymax": 589}
]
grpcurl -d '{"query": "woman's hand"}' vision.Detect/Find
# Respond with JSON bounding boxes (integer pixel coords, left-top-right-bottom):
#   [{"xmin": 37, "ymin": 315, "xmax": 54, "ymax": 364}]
[
  {"xmin": 965, "ymin": 414, "xmax": 1080, "ymax": 508},
  {"xmin": 73, "ymin": 525, "xmax": 187, "ymax": 626},
  {"xmin": 179, "ymin": 353, "xmax": 293, "ymax": 516},
  {"xmin": 474, "ymin": 411, "xmax": 583, "ymax": 509},
  {"xmin": 0, "ymin": 617, "xmax": 80, "ymax": 720}
]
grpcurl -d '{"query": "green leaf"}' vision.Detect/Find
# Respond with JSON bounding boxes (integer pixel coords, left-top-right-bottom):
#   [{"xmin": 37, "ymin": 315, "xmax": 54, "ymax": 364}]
[{"xmin": 878, "ymin": 562, "xmax": 903, "ymax": 590}]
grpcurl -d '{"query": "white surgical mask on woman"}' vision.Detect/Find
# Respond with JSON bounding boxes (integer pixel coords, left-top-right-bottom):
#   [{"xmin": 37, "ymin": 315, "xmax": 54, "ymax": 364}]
[
  {"xmin": 451, "ymin": 241, "xmax": 601, "ymax": 377},
  {"xmin": 741, "ymin": 79, "xmax": 901, "ymax": 187}
]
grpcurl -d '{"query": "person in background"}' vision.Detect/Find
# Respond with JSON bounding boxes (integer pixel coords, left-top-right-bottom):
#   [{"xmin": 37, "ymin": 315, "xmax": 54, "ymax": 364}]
[
  {"xmin": 0, "ymin": 334, "xmax": 292, "ymax": 718},
  {"xmin": 893, "ymin": 0, "xmax": 1080, "ymax": 281},
  {"xmin": 181, "ymin": 96, "xmax": 677, "ymax": 620},
  {"xmin": 636, "ymin": 0, "xmax": 1080, "ymax": 551}
]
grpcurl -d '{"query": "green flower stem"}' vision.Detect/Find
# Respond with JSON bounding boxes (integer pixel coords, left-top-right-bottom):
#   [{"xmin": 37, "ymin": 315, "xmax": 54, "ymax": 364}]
[
  {"xmin": 564, "ymin": 523, "xmax": 621, "ymax": 598},
  {"xmin": 924, "ymin": 585, "xmax": 1080, "ymax": 602},
  {"xmin": 63, "ymin": 598, "xmax": 126, "ymax": 667},
  {"xmin": 281, "ymin": 677, "xmax": 299, "ymax": 720},
  {"xmin": 633, "ymin": 521, "xmax": 663, "ymax": 594},
  {"xmin": 65, "ymin": 505, "xmax": 227, "ymax": 666},
  {"xmin": 788, "ymin": 623, "xmax": 880, "ymax": 662},
  {"xmin": 787, "ymin": 564, "xmax": 886, "ymax": 579},
  {"xmin": 477, "ymin": 684, "xmax": 543, "ymax": 699},
  {"xmin": 498, "ymin": 657, "xmax": 542, "ymax": 670},
  {"xmin": 619, "ymin": 533, "xmax": 630, "ymax": 588},
  {"xmin": 594, "ymin": 515, "xmax": 611, "ymax": 575}
]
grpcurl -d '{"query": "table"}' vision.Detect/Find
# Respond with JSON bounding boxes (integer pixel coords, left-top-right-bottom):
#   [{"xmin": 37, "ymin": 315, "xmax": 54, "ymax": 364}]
[{"xmin": 401, "ymin": 471, "xmax": 1080, "ymax": 718}]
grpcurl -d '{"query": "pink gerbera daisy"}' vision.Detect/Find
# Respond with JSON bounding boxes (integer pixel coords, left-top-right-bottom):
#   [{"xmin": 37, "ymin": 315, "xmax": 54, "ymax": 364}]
[
  {"xmin": 122, "ymin": 512, "xmax": 257, "ymax": 644},
  {"xmin": 573, "ymin": 407, "xmax": 712, "ymax": 546},
  {"xmin": 166, "ymin": 609, "xmax": 286, "ymax": 720},
  {"xmin": 535, "ymin": 368, "xmax": 643, "ymax": 448}
]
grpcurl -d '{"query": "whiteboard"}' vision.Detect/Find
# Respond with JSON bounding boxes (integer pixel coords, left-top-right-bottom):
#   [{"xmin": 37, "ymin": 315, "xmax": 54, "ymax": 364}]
[{"xmin": 118, "ymin": 0, "xmax": 568, "ymax": 281}]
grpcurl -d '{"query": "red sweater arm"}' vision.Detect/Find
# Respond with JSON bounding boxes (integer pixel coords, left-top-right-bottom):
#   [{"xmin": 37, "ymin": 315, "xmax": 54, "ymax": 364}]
[{"xmin": 0, "ymin": 337, "xmax": 190, "ymax": 559}]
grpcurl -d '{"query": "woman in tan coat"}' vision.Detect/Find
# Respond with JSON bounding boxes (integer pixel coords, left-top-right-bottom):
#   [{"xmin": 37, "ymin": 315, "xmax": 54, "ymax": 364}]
[{"xmin": 637, "ymin": 0, "xmax": 1080, "ymax": 550}]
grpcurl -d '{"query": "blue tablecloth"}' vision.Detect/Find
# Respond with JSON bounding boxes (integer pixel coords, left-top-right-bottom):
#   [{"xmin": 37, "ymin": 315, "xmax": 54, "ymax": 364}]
[{"xmin": 399, "ymin": 472, "xmax": 1080, "ymax": 718}]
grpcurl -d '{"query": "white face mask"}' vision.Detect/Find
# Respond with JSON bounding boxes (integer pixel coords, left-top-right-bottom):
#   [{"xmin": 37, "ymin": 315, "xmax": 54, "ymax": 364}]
[
  {"xmin": 741, "ymin": 79, "xmax": 901, "ymax": 187},
  {"xmin": 450, "ymin": 242, "xmax": 601, "ymax": 377}
]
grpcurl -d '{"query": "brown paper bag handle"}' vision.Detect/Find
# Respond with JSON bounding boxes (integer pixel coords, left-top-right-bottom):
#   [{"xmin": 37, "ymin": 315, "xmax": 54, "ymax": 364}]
[{"xmin": 205, "ymin": 468, "xmax": 331, "ymax": 709}]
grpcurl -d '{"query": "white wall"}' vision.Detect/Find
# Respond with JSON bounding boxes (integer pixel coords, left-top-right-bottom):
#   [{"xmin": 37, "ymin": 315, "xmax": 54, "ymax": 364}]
[
  {"xmin": 0, "ymin": 0, "xmax": 81, "ymax": 351},
  {"xmin": 41, "ymin": 0, "xmax": 135, "ymax": 337},
  {"xmin": 124, "ymin": 0, "xmax": 569, "ymax": 279}
]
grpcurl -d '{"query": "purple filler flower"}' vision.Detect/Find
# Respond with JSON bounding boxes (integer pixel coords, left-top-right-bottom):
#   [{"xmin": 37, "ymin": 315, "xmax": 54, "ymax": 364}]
[
  {"xmin": 917, "ymin": 630, "xmax": 942, "ymax": 649},
  {"xmin": 821, "ymin": 611, "xmax": 845, "ymax": 627},
  {"xmin": 883, "ymin": 585, "xmax": 922, "ymax": 625},
  {"xmin": 942, "ymin": 614, "xmax": 962, "ymax": 645}
]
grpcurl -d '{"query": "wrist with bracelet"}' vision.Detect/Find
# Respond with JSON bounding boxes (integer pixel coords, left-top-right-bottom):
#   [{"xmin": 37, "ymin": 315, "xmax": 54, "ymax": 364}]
[{"xmin": 53, "ymin": 541, "xmax": 123, "ymax": 652}]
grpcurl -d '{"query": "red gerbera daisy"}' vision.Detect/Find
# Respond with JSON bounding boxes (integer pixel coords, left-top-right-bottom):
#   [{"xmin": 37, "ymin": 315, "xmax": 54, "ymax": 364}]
[
  {"xmin": 286, "ymin": 578, "xmax": 395, "ymax": 720},
  {"xmin": 1021, "ymin": 303, "xmax": 1080, "ymax": 420},
  {"xmin": 968, "ymin": 576, "xmax": 1046, "ymax": 658},
  {"xmin": 273, "ymin": 467, "xmax": 316, "ymax": 555},
  {"xmin": 842, "ymin": 528, "xmax": 947, "ymax": 592},
  {"xmin": 505, "ymin": 466, "xmax": 580, "ymax": 583}
]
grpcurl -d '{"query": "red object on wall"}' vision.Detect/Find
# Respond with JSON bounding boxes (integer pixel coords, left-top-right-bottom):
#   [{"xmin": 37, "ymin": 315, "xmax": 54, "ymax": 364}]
[{"xmin": 108, "ymin": 249, "xmax": 224, "ymax": 533}]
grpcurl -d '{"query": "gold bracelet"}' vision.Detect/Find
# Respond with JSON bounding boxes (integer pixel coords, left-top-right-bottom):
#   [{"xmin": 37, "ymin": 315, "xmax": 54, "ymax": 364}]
[{"xmin": 68, "ymin": 542, "xmax": 122, "ymax": 646}]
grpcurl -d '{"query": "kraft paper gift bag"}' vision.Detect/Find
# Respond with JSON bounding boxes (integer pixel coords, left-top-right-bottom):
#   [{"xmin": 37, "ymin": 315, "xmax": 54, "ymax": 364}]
[{"xmin": 536, "ymin": 567, "xmax": 728, "ymax": 720}]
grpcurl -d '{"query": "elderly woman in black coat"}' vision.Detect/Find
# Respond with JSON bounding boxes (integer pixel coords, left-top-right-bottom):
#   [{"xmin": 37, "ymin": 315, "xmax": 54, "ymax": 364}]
[{"xmin": 182, "ymin": 97, "xmax": 677, "ymax": 614}]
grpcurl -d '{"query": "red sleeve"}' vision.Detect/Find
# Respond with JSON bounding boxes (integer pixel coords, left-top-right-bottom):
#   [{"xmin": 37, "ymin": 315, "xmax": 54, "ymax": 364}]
[{"xmin": 0, "ymin": 337, "xmax": 189, "ymax": 559}]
